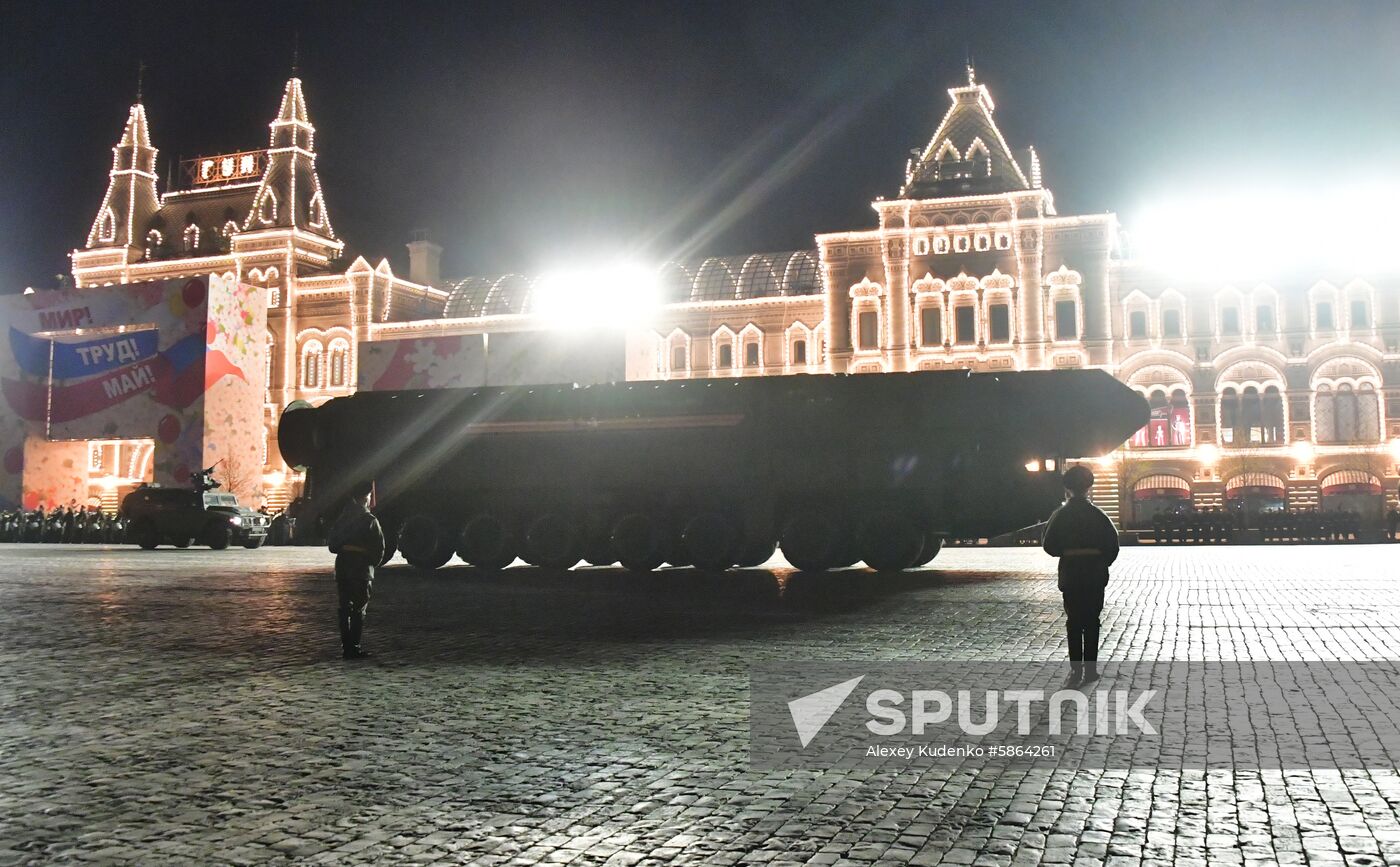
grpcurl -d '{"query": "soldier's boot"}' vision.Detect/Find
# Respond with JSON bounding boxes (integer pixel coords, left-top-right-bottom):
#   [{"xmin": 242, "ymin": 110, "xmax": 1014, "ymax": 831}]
[{"xmin": 343, "ymin": 608, "xmax": 371, "ymax": 659}]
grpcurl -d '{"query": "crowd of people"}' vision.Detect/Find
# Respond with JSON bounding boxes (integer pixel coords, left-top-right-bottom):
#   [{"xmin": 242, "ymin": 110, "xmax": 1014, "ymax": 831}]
[
  {"xmin": 0, "ymin": 503, "xmax": 304, "ymax": 545},
  {"xmin": 0, "ymin": 505, "xmax": 127, "ymax": 543},
  {"xmin": 1257, "ymin": 508, "xmax": 1364, "ymax": 543},
  {"xmin": 1149, "ymin": 507, "xmax": 1239, "ymax": 544},
  {"xmin": 1150, "ymin": 505, "xmax": 1369, "ymax": 544}
]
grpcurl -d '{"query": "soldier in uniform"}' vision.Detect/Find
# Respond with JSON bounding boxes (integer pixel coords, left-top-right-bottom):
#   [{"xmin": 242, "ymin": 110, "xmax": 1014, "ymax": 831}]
[
  {"xmin": 1042, "ymin": 465, "xmax": 1121, "ymax": 679},
  {"xmin": 327, "ymin": 480, "xmax": 384, "ymax": 660}
]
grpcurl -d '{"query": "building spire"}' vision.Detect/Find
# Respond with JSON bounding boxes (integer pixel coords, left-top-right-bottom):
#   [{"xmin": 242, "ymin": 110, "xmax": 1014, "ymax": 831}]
[
  {"xmin": 291, "ymin": 32, "xmax": 299, "ymax": 77},
  {"xmin": 965, "ymin": 50, "xmax": 976, "ymax": 86},
  {"xmin": 136, "ymin": 60, "xmax": 146, "ymax": 103},
  {"xmin": 243, "ymin": 76, "xmax": 337, "ymax": 242}
]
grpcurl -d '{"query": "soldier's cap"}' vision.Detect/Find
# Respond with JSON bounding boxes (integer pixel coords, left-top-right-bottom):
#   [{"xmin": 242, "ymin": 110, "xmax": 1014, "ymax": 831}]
[{"xmin": 1062, "ymin": 464, "xmax": 1094, "ymax": 493}]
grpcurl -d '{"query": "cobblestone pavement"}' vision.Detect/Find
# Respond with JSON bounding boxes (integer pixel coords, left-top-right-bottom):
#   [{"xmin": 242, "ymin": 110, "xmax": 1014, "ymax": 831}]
[{"xmin": 4, "ymin": 543, "xmax": 1400, "ymax": 865}]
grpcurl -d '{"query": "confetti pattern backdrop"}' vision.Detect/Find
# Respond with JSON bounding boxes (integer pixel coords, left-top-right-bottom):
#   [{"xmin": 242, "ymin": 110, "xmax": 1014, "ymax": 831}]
[
  {"xmin": 356, "ymin": 331, "xmax": 623, "ymax": 392},
  {"xmin": 0, "ymin": 275, "xmax": 265, "ymax": 509}
]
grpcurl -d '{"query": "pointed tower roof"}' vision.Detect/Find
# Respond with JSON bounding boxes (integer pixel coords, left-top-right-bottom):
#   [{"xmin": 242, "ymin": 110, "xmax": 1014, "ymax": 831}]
[
  {"xmin": 84, "ymin": 102, "xmax": 160, "ymax": 249},
  {"xmin": 276, "ymin": 76, "xmax": 310, "ymax": 125},
  {"xmin": 900, "ymin": 71, "xmax": 1030, "ymax": 199},
  {"xmin": 243, "ymin": 77, "xmax": 337, "ymax": 241},
  {"xmin": 119, "ymin": 101, "xmax": 153, "ymax": 149}
]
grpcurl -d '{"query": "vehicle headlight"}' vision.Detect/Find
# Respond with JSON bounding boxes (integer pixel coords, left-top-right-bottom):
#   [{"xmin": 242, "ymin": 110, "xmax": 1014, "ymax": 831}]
[
  {"xmin": 229, "ymin": 516, "xmax": 243, "ymax": 526},
  {"xmin": 1025, "ymin": 459, "xmax": 1041, "ymax": 472}
]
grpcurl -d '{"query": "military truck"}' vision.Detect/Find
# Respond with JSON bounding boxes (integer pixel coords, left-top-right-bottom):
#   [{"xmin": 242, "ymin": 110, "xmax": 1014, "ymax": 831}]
[
  {"xmin": 278, "ymin": 370, "xmax": 1146, "ymax": 573},
  {"xmin": 121, "ymin": 485, "xmax": 270, "ymax": 550}
]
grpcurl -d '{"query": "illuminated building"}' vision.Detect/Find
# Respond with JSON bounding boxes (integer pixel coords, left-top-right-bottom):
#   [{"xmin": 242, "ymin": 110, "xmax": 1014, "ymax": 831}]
[
  {"xmin": 64, "ymin": 76, "xmax": 446, "ymax": 509},
  {"xmin": 24, "ymin": 69, "xmax": 1400, "ymax": 527}
]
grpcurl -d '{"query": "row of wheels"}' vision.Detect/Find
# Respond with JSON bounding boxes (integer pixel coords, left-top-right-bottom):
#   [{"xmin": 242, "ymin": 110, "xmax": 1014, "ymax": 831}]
[
  {"xmin": 394, "ymin": 509, "xmax": 941, "ymax": 574},
  {"xmin": 130, "ymin": 519, "xmax": 264, "ymax": 550}
]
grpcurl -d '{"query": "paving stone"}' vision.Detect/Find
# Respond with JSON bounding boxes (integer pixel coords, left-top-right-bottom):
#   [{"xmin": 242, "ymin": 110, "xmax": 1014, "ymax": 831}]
[{"xmin": 4, "ymin": 544, "xmax": 1400, "ymax": 864}]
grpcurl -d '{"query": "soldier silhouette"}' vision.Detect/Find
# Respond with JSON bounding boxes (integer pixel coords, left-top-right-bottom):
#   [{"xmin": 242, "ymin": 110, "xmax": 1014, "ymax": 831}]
[
  {"xmin": 1041, "ymin": 465, "xmax": 1120, "ymax": 681},
  {"xmin": 326, "ymin": 480, "xmax": 384, "ymax": 660}
]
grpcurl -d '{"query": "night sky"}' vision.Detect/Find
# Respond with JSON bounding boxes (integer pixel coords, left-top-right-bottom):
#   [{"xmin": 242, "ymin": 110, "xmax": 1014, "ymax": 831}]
[{"xmin": 2, "ymin": 1, "xmax": 1398, "ymax": 291}]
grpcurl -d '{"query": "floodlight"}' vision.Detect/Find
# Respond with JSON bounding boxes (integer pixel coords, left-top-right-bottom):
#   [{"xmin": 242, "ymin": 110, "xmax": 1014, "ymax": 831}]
[
  {"xmin": 532, "ymin": 261, "xmax": 660, "ymax": 330},
  {"xmin": 1132, "ymin": 182, "xmax": 1400, "ymax": 278},
  {"xmin": 1291, "ymin": 440, "xmax": 1314, "ymax": 465}
]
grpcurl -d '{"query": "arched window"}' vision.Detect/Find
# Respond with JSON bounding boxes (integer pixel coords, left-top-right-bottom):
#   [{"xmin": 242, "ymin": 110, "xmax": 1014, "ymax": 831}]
[
  {"xmin": 144, "ymin": 229, "xmax": 163, "ymax": 260},
  {"xmin": 258, "ymin": 190, "xmax": 277, "ymax": 225},
  {"xmin": 1316, "ymin": 382, "xmax": 1380, "ymax": 444},
  {"xmin": 1261, "ymin": 386, "xmax": 1285, "ymax": 444},
  {"xmin": 182, "ymin": 224, "xmax": 200, "ymax": 252},
  {"xmin": 97, "ymin": 208, "xmax": 116, "ymax": 242},
  {"xmin": 327, "ymin": 339, "xmax": 350, "ymax": 388},
  {"xmin": 744, "ymin": 341, "xmax": 760, "ymax": 367},
  {"xmin": 1222, "ymin": 385, "xmax": 1283, "ymax": 446},
  {"xmin": 1220, "ymin": 388, "xmax": 1239, "ymax": 446},
  {"xmin": 1137, "ymin": 388, "xmax": 1194, "ymax": 448},
  {"xmin": 713, "ymin": 328, "xmax": 737, "ymax": 373},
  {"xmin": 967, "ymin": 139, "xmax": 990, "ymax": 177},
  {"xmin": 301, "ymin": 340, "xmax": 324, "ymax": 390}
]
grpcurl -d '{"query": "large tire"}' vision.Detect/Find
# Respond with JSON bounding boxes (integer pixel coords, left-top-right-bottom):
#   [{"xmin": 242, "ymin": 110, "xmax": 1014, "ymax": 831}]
[
  {"xmin": 912, "ymin": 535, "xmax": 943, "ymax": 567},
  {"xmin": 456, "ymin": 514, "xmax": 515, "ymax": 571},
  {"xmin": 582, "ymin": 536, "xmax": 616, "ymax": 567},
  {"xmin": 400, "ymin": 514, "xmax": 453, "ymax": 571},
  {"xmin": 242, "ymin": 537, "xmax": 266, "ymax": 550},
  {"xmin": 523, "ymin": 513, "xmax": 581, "ymax": 570},
  {"xmin": 172, "ymin": 537, "xmax": 192, "ymax": 549},
  {"xmin": 133, "ymin": 519, "xmax": 159, "ymax": 550},
  {"xmin": 780, "ymin": 512, "xmax": 842, "ymax": 572},
  {"xmin": 611, "ymin": 513, "xmax": 666, "ymax": 573},
  {"xmin": 858, "ymin": 515, "xmax": 924, "ymax": 572},
  {"xmin": 736, "ymin": 537, "xmax": 778, "ymax": 568},
  {"xmin": 206, "ymin": 525, "xmax": 232, "ymax": 551},
  {"xmin": 682, "ymin": 512, "xmax": 739, "ymax": 571}
]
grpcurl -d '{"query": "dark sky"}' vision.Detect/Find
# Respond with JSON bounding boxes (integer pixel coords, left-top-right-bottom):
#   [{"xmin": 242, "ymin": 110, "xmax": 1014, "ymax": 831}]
[{"xmin": 2, "ymin": 1, "xmax": 1398, "ymax": 290}]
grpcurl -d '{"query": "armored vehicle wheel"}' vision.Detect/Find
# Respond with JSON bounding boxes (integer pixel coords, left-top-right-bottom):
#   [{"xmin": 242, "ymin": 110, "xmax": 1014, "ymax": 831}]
[
  {"xmin": 133, "ymin": 519, "xmax": 159, "ymax": 550},
  {"xmin": 831, "ymin": 538, "xmax": 862, "ymax": 570},
  {"xmin": 172, "ymin": 538, "xmax": 192, "ymax": 549},
  {"xmin": 912, "ymin": 536, "xmax": 943, "ymax": 567},
  {"xmin": 206, "ymin": 525, "xmax": 232, "ymax": 551},
  {"xmin": 780, "ymin": 512, "xmax": 841, "ymax": 572},
  {"xmin": 736, "ymin": 537, "xmax": 778, "ymax": 568},
  {"xmin": 523, "ymin": 513, "xmax": 582, "ymax": 570},
  {"xmin": 582, "ymin": 536, "xmax": 616, "ymax": 567},
  {"xmin": 400, "ymin": 514, "xmax": 453, "ymax": 571},
  {"xmin": 858, "ymin": 515, "xmax": 924, "ymax": 572},
  {"xmin": 611, "ymin": 513, "xmax": 666, "ymax": 573},
  {"xmin": 456, "ymin": 514, "xmax": 515, "ymax": 571},
  {"xmin": 682, "ymin": 512, "xmax": 739, "ymax": 571},
  {"xmin": 242, "ymin": 537, "xmax": 266, "ymax": 550}
]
